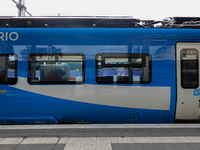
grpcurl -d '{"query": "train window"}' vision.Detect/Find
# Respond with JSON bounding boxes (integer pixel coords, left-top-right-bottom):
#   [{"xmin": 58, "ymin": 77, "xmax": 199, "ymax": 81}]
[
  {"xmin": 181, "ymin": 49, "xmax": 199, "ymax": 88},
  {"xmin": 0, "ymin": 54, "xmax": 17, "ymax": 84},
  {"xmin": 96, "ymin": 53, "xmax": 152, "ymax": 84},
  {"xmin": 28, "ymin": 54, "xmax": 85, "ymax": 84}
]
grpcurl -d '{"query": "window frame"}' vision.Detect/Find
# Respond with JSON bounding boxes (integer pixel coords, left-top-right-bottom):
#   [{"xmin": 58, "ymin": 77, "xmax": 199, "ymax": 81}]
[
  {"xmin": 180, "ymin": 49, "xmax": 199, "ymax": 89},
  {"xmin": 95, "ymin": 53, "xmax": 152, "ymax": 84},
  {"xmin": 28, "ymin": 53, "xmax": 85, "ymax": 84},
  {"xmin": 0, "ymin": 53, "xmax": 18, "ymax": 85}
]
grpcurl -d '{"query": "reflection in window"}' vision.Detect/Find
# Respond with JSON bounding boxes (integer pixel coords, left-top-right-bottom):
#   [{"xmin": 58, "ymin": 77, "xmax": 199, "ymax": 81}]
[
  {"xmin": 28, "ymin": 54, "xmax": 85, "ymax": 84},
  {"xmin": 105, "ymin": 57, "xmax": 142, "ymax": 65},
  {"xmin": 96, "ymin": 53, "xmax": 151, "ymax": 84},
  {"xmin": 0, "ymin": 54, "xmax": 17, "ymax": 84},
  {"xmin": 181, "ymin": 49, "xmax": 199, "ymax": 88}
]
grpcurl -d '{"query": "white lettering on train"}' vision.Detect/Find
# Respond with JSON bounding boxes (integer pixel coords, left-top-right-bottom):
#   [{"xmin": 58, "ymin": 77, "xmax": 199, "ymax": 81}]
[{"xmin": 0, "ymin": 32, "xmax": 18, "ymax": 41}]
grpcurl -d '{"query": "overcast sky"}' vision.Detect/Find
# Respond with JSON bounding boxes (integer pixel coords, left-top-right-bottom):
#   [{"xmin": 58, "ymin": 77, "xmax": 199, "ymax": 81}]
[{"xmin": 1, "ymin": 0, "xmax": 200, "ymax": 20}]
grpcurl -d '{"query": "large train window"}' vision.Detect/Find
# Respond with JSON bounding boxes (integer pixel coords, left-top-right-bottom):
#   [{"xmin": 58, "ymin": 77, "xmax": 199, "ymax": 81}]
[
  {"xmin": 28, "ymin": 54, "xmax": 85, "ymax": 84},
  {"xmin": 0, "ymin": 54, "xmax": 17, "ymax": 84},
  {"xmin": 96, "ymin": 53, "xmax": 152, "ymax": 84},
  {"xmin": 181, "ymin": 49, "xmax": 199, "ymax": 88}
]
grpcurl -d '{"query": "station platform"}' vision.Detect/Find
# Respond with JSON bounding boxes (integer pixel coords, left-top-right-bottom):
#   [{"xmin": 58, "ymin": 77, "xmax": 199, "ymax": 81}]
[{"xmin": 0, "ymin": 124, "xmax": 200, "ymax": 150}]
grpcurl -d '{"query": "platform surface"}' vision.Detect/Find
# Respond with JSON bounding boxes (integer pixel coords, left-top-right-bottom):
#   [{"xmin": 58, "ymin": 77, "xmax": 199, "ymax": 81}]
[{"xmin": 0, "ymin": 124, "xmax": 200, "ymax": 150}]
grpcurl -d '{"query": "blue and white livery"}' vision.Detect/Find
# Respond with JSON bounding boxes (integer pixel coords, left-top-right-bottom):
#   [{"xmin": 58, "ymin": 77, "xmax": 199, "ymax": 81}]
[{"xmin": 0, "ymin": 16, "xmax": 200, "ymax": 124}]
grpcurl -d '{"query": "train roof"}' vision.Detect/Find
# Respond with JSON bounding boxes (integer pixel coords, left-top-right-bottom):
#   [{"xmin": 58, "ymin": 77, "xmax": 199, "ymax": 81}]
[{"xmin": 0, "ymin": 16, "xmax": 200, "ymax": 28}]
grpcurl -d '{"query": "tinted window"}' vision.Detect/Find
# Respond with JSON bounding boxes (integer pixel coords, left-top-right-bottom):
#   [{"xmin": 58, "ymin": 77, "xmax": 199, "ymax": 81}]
[
  {"xmin": 96, "ymin": 53, "xmax": 152, "ymax": 84},
  {"xmin": 181, "ymin": 49, "xmax": 199, "ymax": 88},
  {"xmin": 28, "ymin": 54, "xmax": 85, "ymax": 84},
  {"xmin": 0, "ymin": 54, "xmax": 17, "ymax": 84}
]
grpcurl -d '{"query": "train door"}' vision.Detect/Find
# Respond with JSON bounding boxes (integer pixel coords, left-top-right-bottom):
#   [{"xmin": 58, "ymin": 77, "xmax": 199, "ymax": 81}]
[{"xmin": 176, "ymin": 42, "xmax": 200, "ymax": 120}]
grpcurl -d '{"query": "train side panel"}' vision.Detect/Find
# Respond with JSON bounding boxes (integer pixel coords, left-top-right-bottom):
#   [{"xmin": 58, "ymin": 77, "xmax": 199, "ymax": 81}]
[{"xmin": 0, "ymin": 28, "xmax": 194, "ymax": 124}]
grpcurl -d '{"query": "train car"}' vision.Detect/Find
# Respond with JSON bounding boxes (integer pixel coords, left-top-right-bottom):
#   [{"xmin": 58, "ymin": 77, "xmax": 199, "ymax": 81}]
[{"xmin": 0, "ymin": 16, "xmax": 200, "ymax": 124}]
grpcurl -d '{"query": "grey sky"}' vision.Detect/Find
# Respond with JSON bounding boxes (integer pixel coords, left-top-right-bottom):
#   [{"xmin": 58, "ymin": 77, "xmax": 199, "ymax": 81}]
[{"xmin": 1, "ymin": 0, "xmax": 200, "ymax": 20}]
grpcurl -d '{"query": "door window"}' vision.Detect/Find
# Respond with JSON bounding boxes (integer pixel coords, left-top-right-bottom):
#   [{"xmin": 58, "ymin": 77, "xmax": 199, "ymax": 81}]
[{"xmin": 181, "ymin": 49, "xmax": 199, "ymax": 88}]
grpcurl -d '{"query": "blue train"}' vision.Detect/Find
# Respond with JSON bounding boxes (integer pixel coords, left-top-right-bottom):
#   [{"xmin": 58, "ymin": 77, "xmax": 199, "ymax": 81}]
[{"xmin": 0, "ymin": 16, "xmax": 200, "ymax": 124}]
